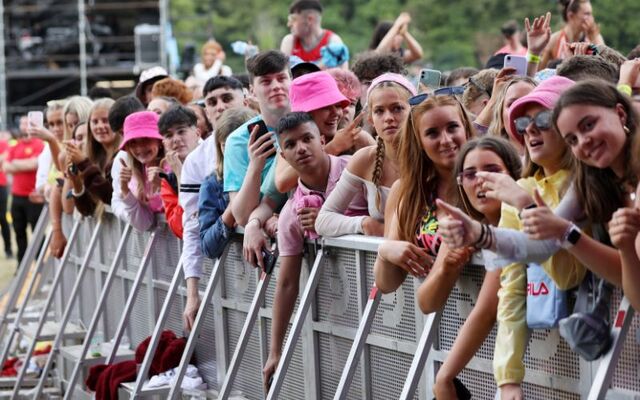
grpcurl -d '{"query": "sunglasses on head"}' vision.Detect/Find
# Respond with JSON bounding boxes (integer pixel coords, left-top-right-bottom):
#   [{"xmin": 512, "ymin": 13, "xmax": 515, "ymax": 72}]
[
  {"xmin": 514, "ymin": 110, "xmax": 553, "ymax": 135},
  {"xmin": 408, "ymin": 86, "xmax": 465, "ymax": 107}
]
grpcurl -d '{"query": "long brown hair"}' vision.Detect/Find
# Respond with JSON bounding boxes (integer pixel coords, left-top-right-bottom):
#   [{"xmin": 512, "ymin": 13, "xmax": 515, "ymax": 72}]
[
  {"xmin": 453, "ymin": 137, "xmax": 522, "ymax": 222},
  {"xmin": 86, "ymin": 98, "xmax": 117, "ymax": 172},
  {"xmin": 126, "ymin": 141, "xmax": 165, "ymax": 202},
  {"xmin": 395, "ymin": 96, "xmax": 475, "ymax": 243},
  {"xmin": 552, "ymin": 79, "xmax": 639, "ymax": 223}
]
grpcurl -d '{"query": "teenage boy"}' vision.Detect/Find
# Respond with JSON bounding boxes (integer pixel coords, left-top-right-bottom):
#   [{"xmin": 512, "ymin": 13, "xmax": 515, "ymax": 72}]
[
  {"xmin": 262, "ymin": 112, "xmax": 360, "ymax": 386},
  {"xmin": 180, "ymin": 76, "xmax": 246, "ymax": 330},
  {"xmin": 158, "ymin": 105, "xmax": 202, "ymax": 239}
]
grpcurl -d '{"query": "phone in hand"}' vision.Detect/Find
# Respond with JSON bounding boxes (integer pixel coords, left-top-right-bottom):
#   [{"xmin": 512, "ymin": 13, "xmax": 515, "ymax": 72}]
[
  {"xmin": 504, "ymin": 54, "xmax": 527, "ymax": 76},
  {"xmin": 247, "ymin": 120, "xmax": 273, "ymax": 154},
  {"xmin": 419, "ymin": 69, "xmax": 442, "ymax": 90},
  {"xmin": 261, "ymin": 244, "xmax": 279, "ymax": 274},
  {"xmin": 27, "ymin": 111, "xmax": 44, "ymax": 138}
]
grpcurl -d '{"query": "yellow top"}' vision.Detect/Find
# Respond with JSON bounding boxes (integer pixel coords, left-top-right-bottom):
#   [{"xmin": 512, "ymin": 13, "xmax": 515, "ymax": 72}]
[{"xmin": 493, "ymin": 168, "xmax": 586, "ymax": 386}]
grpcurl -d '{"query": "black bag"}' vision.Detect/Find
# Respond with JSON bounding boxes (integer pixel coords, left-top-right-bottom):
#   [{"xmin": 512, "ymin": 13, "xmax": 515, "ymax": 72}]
[{"xmin": 558, "ymin": 272, "xmax": 613, "ymax": 361}]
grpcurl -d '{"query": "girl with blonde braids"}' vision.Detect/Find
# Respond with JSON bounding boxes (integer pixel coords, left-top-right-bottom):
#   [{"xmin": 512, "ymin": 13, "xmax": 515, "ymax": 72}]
[{"xmin": 315, "ymin": 73, "xmax": 415, "ymax": 237}]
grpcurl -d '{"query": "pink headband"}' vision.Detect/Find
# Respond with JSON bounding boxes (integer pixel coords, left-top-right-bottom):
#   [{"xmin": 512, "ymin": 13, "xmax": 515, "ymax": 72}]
[{"xmin": 366, "ymin": 73, "xmax": 417, "ymax": 100}]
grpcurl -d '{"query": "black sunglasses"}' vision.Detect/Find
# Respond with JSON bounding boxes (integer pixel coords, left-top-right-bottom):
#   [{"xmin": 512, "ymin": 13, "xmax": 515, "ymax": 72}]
[
  {"xmin": 408, "ymin": 86, "xmax": 465, "ymax": 106},
  {"xmin": 514, "ymin": 110, "xmax": 553, "ymax": 135}
]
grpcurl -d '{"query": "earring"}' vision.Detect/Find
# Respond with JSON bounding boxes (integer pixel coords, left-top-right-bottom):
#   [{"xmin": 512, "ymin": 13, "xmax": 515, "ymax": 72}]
[{"xmin": 624, "ymin": 125, "xmax": 631, "ymax": 136}]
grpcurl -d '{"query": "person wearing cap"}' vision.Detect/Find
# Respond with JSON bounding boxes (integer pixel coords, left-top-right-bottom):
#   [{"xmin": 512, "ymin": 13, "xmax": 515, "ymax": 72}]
[
  {"xmin": 316, "ymin": 72, "xmax": 416, "ymax": 238},
  {"xmin": 262, "ymin": 112, "xmax": 362, "ymax": 389},
  {"xmin": 110, "ymin": 111, "xmax": 166, "ymax": 231},
  {"xmin": 273, "ymin": 70, "xmax": 375, "ymax": 193},
  {"xmin": 433, "ymin": 76, "xmax": 584, "ymax": 398},
  {"xmin": 135, "ymin": 66, "xmax": 169, "ymax": 107},
  {"xmin": 280, "ymin": 0, "xmax": 347, "ymax": 68}
]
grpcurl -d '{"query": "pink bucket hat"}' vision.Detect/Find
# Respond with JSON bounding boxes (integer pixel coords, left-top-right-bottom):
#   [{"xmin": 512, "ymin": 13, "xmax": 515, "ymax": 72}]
[
  {"xmin": 508, "ymin": 76, "xmax": 575, "ymax": 145},
  {"xmin": 120, "ymin": 111, "xmax": 163, "ymax": 150},
  {"xmin": 290, "ymin": 71, "xmax": 350, "ymax": 112},
  {"xmin": 366, "ymin": 73, "xmax": 417, "ymax": 100}
]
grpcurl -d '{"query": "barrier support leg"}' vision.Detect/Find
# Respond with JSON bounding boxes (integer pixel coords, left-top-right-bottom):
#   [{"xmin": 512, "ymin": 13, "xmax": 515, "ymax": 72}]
[
  {"xmin": 218, "ymin": 270, "xmax": 272, "ymax": 400},
  {"xmin": 0, "ymin": 204, "xmax": 49, "ymax": 339},
  {"xmin": 332, "ymin": 285, "xmax": 382, "ymax": 400},
  {"xmin": 32, "ymin": 219, "xmax": 104, "ymax": 399},
  {"xmin": 129, "ymin": 258, "xmax": 184, "ymax": 397},
  {"xmin": 63, "ymin": 223, "xmax": 133, "ymax": 399},
  {"xmin": 105, "ymin": 229, "xmax": 160, "ymax": 364},
  {"xmin": 266, "ymin": 249, "xmax": 326, "ymax": 400},
  {"xmin": 167, "ymin": 250, "xmax": 228, "ymax": 400},
  {"xmin": 587, "ymin": 297, "xmax": 635, "ymax": 400},
  {"xmin": 0, "ymin": 230, "xmax": 52, "ymax": 371},
  {"xmin": 10, "ymin": 218, "xmax": 82, "ymax": 398},
  {"xmin": 398, "ymin": 311, "xmax": 441, "ymax": 400}
]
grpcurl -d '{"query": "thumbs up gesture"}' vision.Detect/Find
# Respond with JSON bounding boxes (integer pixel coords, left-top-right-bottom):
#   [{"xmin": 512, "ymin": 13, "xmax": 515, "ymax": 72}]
[
  {"xmin": 519, "ymin": 189, "xmax": 571, "ymax": 241},
  {"xmin": 435, "ymin": 198, "xmax": 484, "ymax": 248}
]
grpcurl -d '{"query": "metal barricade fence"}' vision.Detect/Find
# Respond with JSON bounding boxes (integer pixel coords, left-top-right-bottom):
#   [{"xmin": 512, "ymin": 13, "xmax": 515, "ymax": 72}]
[{"xmin": 39, "ymin": 212, "xmax": 640, "ymax": 399}]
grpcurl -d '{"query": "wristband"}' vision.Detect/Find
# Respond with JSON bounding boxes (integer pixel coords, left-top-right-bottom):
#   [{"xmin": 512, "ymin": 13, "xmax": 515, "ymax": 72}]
[
  {"xmin": 526, "ymin": 52, "xmax": 541, "ymax": 64},
  {"xmin": 617, "ymin": 84, "xmax": 632, "ymax": 97}
]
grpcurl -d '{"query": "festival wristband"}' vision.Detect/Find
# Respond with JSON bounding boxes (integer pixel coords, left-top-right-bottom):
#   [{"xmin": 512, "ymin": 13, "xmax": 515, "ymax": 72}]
[
  {"xmin": 526, "ymin": 52, "xmax": 541, "ymax": 64},
  {"xmin": 617, "ymin": 84, "xmax": 632, "ymax": 96}
]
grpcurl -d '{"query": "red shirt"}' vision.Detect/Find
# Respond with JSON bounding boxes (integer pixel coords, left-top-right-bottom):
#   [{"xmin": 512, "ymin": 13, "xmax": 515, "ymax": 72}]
[
  {"xmin": 160, "ymin": 178, "xmax": 183, "ymax": 239},
  {"xmin": 0, "ymin": 140, "xmax": 9, "ymax": 186},
  {"xmin": 292, "ymin": 30, "xmax": 333, "ymax": 62},
  {"xmin": 6, "ymin": 138, "xmax": 44, "ymax": 196}
]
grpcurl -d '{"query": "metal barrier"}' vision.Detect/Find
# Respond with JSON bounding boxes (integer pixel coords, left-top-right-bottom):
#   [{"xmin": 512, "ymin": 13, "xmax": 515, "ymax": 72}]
[{"xmin": 3, "ymin": 211, "xmax": 638, "ymax": 399}]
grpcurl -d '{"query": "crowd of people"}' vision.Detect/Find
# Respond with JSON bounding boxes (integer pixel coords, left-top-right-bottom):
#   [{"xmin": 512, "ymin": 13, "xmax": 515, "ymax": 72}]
[{"xmin": 4, "ymin": 0, "xmax": 640, "ymax": 398}]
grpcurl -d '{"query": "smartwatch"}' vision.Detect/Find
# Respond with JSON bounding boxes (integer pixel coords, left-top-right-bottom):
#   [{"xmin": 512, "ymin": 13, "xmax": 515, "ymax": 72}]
[{"xmin": 561, "ymin": 223, "xmax": 582, "ymax": 249}]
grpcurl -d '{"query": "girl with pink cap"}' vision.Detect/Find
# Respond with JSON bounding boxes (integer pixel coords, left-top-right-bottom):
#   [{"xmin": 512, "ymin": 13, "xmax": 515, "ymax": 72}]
[
  {"xmin": 111, "ymin": 111, "xmax": 166, "ymax": 231},
  {"xmin": 315, "ymin": 72, "xmax": 415, "ymax": 237}
]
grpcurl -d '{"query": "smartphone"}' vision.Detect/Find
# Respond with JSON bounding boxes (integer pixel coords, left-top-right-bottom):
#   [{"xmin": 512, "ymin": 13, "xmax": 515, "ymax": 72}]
[
  {"xmin": 419, "ymin": 69, "xmax": 442, "ymax": 90},
  {"xmin": 27, "ymin": 111, "xmax": 44, "ymax": 128},
  {"xmin": 504, "ymin": 54, "xmax": 527, "ymax": 76},
  {"xmin": 261, "ymin": 245, "xmax": 279, "ymax": 275},
  {"xmin": 247, "ymin": 120, "xmax": 270, "ymax": 140}
]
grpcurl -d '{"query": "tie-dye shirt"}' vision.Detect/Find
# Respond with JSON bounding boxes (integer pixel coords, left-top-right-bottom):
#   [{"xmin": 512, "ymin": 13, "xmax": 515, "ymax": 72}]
[{"xmin": 416, "ymin": 206, "xmax": 442, "ymax": 257}]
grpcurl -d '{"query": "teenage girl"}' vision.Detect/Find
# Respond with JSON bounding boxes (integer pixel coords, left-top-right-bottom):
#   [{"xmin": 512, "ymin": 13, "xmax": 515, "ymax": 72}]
[
  {"xmin": 316, "ymin": 73, "xmax": 415, "ymax": 237},
  {"xmin": 65, "ymin": 98, "xmax": 118, "ymax": 217},
  {"xmin": 373, "ymin": 94, "xmax": 475, "ymax": 294},
  {"xmin": 426, "ymin": 137, "xmax": 521, "ymax": 399},
  {"xmin": 111, "ymin": 111, "xmax": 166, "ymax": 231}
]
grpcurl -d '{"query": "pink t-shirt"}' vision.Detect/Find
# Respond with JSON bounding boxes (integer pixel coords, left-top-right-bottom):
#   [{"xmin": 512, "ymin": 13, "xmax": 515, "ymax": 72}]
[{"xmin": 277, "ymin": 155, "xmax": 357, "ymax": 257}]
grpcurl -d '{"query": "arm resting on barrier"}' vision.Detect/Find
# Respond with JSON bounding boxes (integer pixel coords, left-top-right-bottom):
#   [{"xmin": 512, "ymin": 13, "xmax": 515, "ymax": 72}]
[
  {"xmin": 417, "ymin": 243, "xmax": 472, "ymax": 314},
  {"xmin": 435, "ymin": 269, "xmax": 500, "ymax": 398},
  {"xmin": 315, "ymin": 169, "xmax": 367, "ymax": 237},
  {"xmin": 183, "ymin": 277, "xmax": 201, "ymax": 332}
]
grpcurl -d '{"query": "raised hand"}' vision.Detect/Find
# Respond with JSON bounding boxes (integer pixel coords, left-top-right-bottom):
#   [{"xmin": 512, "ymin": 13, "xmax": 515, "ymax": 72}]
[
  {"xmin": 519, "ymin": 189, "xmax": 570, "ymax": 240},
  {"xmin": 475, "ymin": 171, "xmax": 532, "ymax": 209},
  {"xmin": 435, "ymin": 198, "xmax": 482, "ymax": 248},
  {"xmin": 119, "ymin": 158, "xmax": 133, "ymax": 197},
  {"xmin": 525, "ymin": 12, "xmax": 551, "ymax": 56}
]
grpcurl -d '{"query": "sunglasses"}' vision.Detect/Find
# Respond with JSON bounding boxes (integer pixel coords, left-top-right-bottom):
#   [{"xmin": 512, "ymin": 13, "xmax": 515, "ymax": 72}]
[
  {"xmin": 408, "ymin": 86, "xmax": 465, "ymax": 106},
  {"xmin": 464, "ymin": 77, "xmax": 492, "ymax": 98},
  {"xmin": 457, "ymin": 165, "xmax": 505, "ymax": 185},
  {"xmin": 514, "ymin": 110, "xmax": 553, "ymax": 135}
]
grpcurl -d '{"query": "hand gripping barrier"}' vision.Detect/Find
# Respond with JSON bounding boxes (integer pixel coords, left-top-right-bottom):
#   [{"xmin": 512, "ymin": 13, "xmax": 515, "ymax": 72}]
[{"xmin": 8, "ymin": 212, "xmax": 638, "ymax": 400}]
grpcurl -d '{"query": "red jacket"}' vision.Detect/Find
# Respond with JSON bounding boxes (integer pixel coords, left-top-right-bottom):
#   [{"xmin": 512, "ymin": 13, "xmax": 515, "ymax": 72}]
[{"xmin": 160, "ymin": 176, "xmax": 183, "ymax": 239}]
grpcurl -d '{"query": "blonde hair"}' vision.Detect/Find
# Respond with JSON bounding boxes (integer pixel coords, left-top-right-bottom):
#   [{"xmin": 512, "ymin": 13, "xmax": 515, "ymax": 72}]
[
  {"xmin": 488, "ymin": 76, "xmax": 537, "ymax": 140},
  {"xmin": 125, "ymin": 141, "xmax": 165, "ymax": 202},
  {"xmin": 367, "ymin": 82, "xmax": 412, "ymax": 210},
  {"xmin": 461, "ymin": 69, "xmax": 497, "ymax": 111},
  {"xmin": 63, "ymin": 96, "xmax": 93, "ymax": 141},
  {"xmin": 215, "ymin": 107, "xmax": 258, "ymax": 180},
  {"xmin": 395, "ymin": 96, "xmax": 475, "ymax": 243},
  {"xmin": 201, "ymin": 40, "xmax": 223, "ymax": 59}
]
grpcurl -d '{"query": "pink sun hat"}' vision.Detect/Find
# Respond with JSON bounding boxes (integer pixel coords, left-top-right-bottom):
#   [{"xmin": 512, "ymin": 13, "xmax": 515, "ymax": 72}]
[
  {"xmin": 290, "ymin": 71, "xmax": 350, "ymax": 112},
  {"xmin": 120, "ymin": 111, "xmax": 164, "ymax": 150},
  {"xmin": 508, "ymin": 75, "xmax": 575, "ymax": 145}
]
